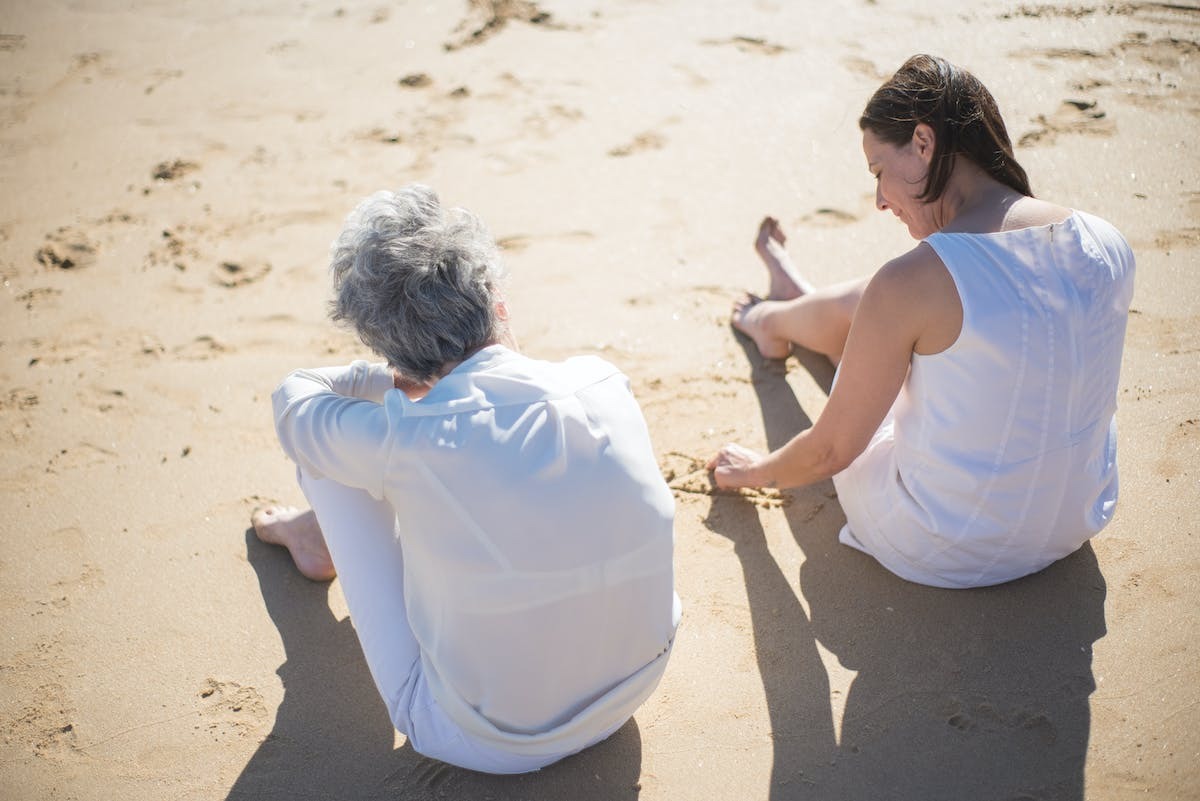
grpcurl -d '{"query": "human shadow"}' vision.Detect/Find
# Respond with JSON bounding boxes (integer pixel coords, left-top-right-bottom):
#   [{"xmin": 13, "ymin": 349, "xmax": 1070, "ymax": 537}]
[
  {"xmin": 703, "ymin": 491, "xmax": 840, "ymax": 795},
  {"xmin": 714, "ymin": 334, "xmax": 1106, "ymax": 800},
  {"xmin": 229, "ymin": 529, "xmax": 644, "ymax": 801}
]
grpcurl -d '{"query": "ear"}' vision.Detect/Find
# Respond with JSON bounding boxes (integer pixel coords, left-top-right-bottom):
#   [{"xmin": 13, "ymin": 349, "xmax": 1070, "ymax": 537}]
[
  {"xmin": 495, "ymin": 299, "xmax": 510, "ymax": 321},
  {"xmin": 912, "ymin": 123, "xmax": 936, "ymax": 163}
]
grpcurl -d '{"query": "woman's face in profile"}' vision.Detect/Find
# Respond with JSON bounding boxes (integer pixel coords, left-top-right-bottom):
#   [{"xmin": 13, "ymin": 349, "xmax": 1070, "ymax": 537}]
[{"xmin": 862, "ymin": 127, "xmax": 936, "ymax": 240}]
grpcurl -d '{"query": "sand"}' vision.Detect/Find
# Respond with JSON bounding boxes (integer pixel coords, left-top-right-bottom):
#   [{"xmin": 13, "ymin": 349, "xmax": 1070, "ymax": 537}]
[{"xmin": 1, "ymin": 1, "xmax": 1198, "ymax": 799}]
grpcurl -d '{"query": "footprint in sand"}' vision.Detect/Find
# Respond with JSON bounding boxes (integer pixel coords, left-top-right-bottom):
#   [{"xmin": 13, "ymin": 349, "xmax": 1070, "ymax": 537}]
[
  {"xmin": 496, "ymin": 234, "xmax": 534, "ymax": 253},
  {"xmin": 197, "ymin": 678, "xmax": 268, "ymax": 739},
  {"xmin": 1119, "ymin": 33, "xmax": 1200, "ymax": 71},
  {"xmin": 1, "ymin": 388, "xmax": 39, "ymax": 443},
  {"xmin": 211, "ymin": 259, "xmax": 271, "ymax": 288},
  {"xmin": 947, "ymin": 712, "xmax": 974, "ymax": 731},
  {"xmin": 406, "ymin": 759, "xmax": 465, "ymax": 795},
  {"xmin": 173, "ymin": 335, "xmax": 232, "ymax": 360},
  {"xmin": 15, "ymin": 287, "xmax": 62, "ymax": 310},
  {"xmin": 67, "ymin": 51, "xmax": 111, "ymax": 84},
  {"xmin": 1019, "ymin": 99, "xmax": 1114, "ymax": 147},
  {"xmin": 443, "ymin": 0, "xmax": 561, "ymax": 51},
  {"xmin": 52, "ymin": 562, "xmax": 105, "ymax": 595},
  {"xmin": 842, "ymin": 55, "xmax": 887, "ymax": 81},
  {"xmin": 91, "ymin": 386, "xmax": 127, "ymax": 414},
  {"xmin": 701, "ymin": 36, "xmax": 788, "ymax": 56},
  {"xmin": 522, "ymin": 103, "xmax": 584, "ymax": 139},
  {"xmin": 143, "ymin": 67, "xmax": 182, "ymax": 95},
  {"xmin": 36, "ymin": 227, "xmax": 98, "ymax": 271},
  {"xmin": 1012, "ymin": 46, "xmax": 1105, "ymax": 62},
  {"xmin": 1, "ymin": 388, "xmax": 39, "ymax": 411},
  {"xmin": 146, "ymin": 227, "xmax": 200, "ymax": 272},
  {"xmin": 46, "ymin": 442, "xmax": 118, "ymax": 474},
  {"xmin": 608, "ymin": 131, "xmax": 666, "ymax": 158},
  {"xmin": 398, "ymin": 72, "xmax": 433, "ymax": 88},
  {"xmin": 944, "ymin": 697, "xmax": 1059, "ymax": 742},
  {"xmin": 1152, "ymin": 227, "xmax": 1200, "ymax": 251},
  {"xmin": 357, "ymin": 111, "xmax": 469, "ymax": 168},
  {"xmin": 1115, "ymin": 34, "xmax": 1200, "ymax": 109},
  {"xmin": 151, "ymin": 158, "xmax": 199, "ymax": 181},
  {"xmin": 1015, "ymin": 33, "xmax": 1196, "ymax": 112},
  {"xmin": 798, "ymin": 208, "xmax": 859, "ymax": 226},
  {"xmin": 360, "ymin": 126, "xmax": 405, "ymax": 145},
  {"xmin": 6, "ymin": 679, "xmax": 77, "ymax": 757},
  {"xmin": 1159, "ymin": 418, "xmax": 1200, "ymax": 480},
  {"xmin": 943, "ymin": 698, "xmax": 998, "ymax": 732}
]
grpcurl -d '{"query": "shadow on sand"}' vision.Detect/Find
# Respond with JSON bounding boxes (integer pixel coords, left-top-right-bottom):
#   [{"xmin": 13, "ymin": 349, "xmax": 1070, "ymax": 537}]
[
  {"xmin": 229, "ymin": 530, "xmax": 643, "ymax": 801},
  {"xmin": 704, "ymin": 334, "xmax": 1106, "ymax": 800}
]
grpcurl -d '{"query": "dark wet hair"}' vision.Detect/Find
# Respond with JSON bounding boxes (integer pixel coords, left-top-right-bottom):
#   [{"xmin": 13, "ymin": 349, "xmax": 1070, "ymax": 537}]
[{"xmin": 859, "ymin": 54, "xmax": 1032, "ymax": 202}]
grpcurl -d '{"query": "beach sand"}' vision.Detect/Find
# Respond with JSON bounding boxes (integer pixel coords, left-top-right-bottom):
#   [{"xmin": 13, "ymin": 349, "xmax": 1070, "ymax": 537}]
[{"xmin": 1, "ymin": 1, "xmax": 1198, "ymax": 799}]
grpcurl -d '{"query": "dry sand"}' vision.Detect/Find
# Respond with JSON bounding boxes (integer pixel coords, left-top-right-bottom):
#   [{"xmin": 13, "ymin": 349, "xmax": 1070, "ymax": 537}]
[{"xmin": 1, "ymin": 1, "xmax": 1198, "ymax": 799}]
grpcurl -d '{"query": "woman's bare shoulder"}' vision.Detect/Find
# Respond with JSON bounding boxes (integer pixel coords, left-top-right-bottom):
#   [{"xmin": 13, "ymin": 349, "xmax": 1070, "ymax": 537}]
[
  {"xmin": 1002, "ymin": 196, "xmax": 1073, "ymax": 230},
  {"xmin": 872, "ymin": 244, "xmax": 962, "ymax": 354},
  {"xmin": 877, "ymin": 242, "xmax": 951, "ymax": 289}
]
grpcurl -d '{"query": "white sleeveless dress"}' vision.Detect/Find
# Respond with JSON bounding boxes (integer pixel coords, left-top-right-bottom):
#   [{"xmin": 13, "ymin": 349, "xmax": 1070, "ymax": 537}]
[{"xmin": 832, "ymin": 210, "xmax": 1136, "ymax": 588}]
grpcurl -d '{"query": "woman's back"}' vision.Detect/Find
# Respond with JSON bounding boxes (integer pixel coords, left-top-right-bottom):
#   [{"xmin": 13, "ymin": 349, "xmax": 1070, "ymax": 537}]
[{"xmin": 837, "ymin": 210, "xmax": 1135, "ymax": 587}]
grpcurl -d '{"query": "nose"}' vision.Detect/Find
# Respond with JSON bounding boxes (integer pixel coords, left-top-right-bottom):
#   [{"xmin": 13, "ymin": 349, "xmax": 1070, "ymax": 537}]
[{"xmin": 875, "ymin": 183, "xmax": 887, "ymax": 211}]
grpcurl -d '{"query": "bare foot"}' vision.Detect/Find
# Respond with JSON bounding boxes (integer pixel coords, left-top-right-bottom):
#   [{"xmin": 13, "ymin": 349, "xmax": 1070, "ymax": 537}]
[
  {"xmin": 252, "ymin": 505, "xmax": 336, "ymax": 581},
  {"xmin": 731, "ymin": 293, "xmax": 791, "ymax": 359},
  {"xmin": 755, "ymin": 216, "xmax": 813, "ymax": 300}
]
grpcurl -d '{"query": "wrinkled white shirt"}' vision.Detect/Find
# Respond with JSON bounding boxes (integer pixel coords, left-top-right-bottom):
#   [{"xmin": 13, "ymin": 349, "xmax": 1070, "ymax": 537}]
[{"xmin": 272, "ymin": 345, "xmax": 679, "ymax": 752}]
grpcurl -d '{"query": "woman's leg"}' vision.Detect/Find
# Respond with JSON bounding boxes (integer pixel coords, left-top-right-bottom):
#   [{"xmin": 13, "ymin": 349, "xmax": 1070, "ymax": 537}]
[
  {"xmin": 253, "ymin": 471, "xmax": 421, "ymax": 733},
  {"xmin": 732, "ymin": 217, "xmax": 868, "ymax": 364},
  {"xmin": 732, "ymin": 279, "xmax": 868, "ymax": 363}
]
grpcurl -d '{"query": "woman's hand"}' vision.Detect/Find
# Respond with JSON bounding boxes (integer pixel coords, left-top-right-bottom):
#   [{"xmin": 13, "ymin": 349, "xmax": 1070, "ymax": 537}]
[{"xmin": 707, "ymin": 443, "xmax": 770, "ymax": 490}]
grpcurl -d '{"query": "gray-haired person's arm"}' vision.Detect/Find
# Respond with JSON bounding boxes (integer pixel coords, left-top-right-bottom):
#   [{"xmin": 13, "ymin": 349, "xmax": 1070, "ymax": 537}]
[{"xmin": 271, "ymin": 360, "xmax": 395, "ymax": 498}]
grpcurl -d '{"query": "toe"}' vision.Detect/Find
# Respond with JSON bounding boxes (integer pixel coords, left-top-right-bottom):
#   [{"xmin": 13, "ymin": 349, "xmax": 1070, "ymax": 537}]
[
  {"xmin": 251, "ymin": 505, "xmax": 301, "ymax": 540},
  {"xmin": 251, "ymin": 505, "xmax": 280, "ymax": 525},
  {"xmin": 731, "ymin": 293, "xmax": 762, "ymax": 321}
]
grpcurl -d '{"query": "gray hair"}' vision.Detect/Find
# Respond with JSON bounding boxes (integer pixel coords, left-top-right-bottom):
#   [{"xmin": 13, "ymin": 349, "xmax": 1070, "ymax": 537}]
[{"xmin": 328, "ymin": 184, "xmax": 507, "ymax": 382}]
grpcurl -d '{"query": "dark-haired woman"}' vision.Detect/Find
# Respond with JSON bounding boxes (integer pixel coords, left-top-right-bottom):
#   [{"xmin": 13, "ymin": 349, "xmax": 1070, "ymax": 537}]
[{"xmin": 708, "ymin": 54, "xmax": 1135, "ymax": 588}]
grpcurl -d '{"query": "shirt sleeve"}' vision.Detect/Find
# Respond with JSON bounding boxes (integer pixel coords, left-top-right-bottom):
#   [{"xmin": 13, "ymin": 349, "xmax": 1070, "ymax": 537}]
[{"xmin": 271, "ymin": 360, "xmax": 396, "ymax": 498}]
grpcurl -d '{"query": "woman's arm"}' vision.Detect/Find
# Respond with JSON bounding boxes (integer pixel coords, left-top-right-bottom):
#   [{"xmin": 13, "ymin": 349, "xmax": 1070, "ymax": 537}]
[{"xmin": 709, "ymin": 244, "xmax": 958, "ymax": 489}]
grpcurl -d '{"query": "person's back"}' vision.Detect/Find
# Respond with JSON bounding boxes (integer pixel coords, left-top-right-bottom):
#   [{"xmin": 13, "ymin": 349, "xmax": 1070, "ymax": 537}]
[
  {"xmin": 377, "ymin": 345, "xmax": 678, "ymax": 741},
  {"xmin": 869, "ymin": 210, "xmax": 1136, "ymax": 587}
]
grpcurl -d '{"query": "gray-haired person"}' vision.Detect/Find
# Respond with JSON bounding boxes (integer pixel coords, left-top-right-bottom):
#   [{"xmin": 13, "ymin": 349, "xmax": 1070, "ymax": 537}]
[{"xmin": 253, "ymin": 185, "xmax": 679, "ymax": 773}]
